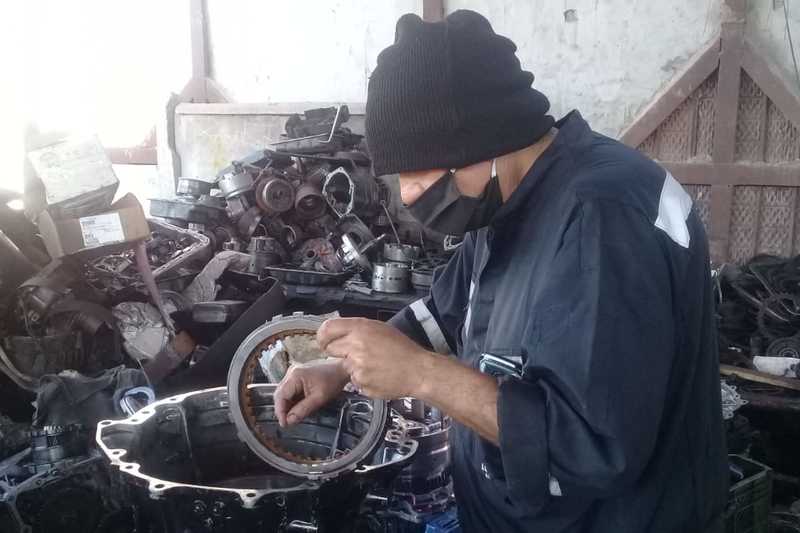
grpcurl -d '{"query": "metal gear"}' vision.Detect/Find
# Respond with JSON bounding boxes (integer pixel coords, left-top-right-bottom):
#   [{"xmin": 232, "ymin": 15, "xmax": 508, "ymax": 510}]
[
  {"xmin": 765, "ymin": 336, "xmax": 800, "ymax": 358},
  {"xmin": 226, "ymin": 312, "xmax": 389, "ymax": 480}
]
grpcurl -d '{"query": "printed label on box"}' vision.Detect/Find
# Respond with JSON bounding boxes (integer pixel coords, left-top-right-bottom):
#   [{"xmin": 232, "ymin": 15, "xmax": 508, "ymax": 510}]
[{"xmin": 79, "ymin": 212, "xmax": 125, "ymax": 247}]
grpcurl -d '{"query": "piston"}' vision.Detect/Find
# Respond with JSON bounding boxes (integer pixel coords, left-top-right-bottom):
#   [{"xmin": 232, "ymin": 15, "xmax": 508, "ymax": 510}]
[
  {"xmin": 383, "ymin": 243, "xmax": 422, "ymax": 264},
  {"xmin": 294, "ymin": 182, "xmax": 327, "ymax": 220},
  {"xmin": 372, "ymin": 262, "xmax": 410, "ymax": 293}
]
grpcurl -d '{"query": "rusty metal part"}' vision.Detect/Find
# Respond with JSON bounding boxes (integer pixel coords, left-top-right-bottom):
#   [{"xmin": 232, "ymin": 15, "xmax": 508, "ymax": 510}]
[
  {"xmin": 255, "ymin": 177, "xmax": 295, "ymax": 215},
  {"xmin": 323, "ymin": 167, "xmax": 380, "ymax": 218},
  {"xmin": 237, "ymin": 206, "xmax": 265, "ymax": 239},
  {"xmin": 294, "ymin": 183, "xmax": 327, "ymax": 220},
  {"xmin": 337, "ymin": 214, "xmax": 375, "ymax": 248},
  {"xmin": 303, "ymin": 214, "xmax": 337, "ymax": 239},
  {"xmin": 284, "ymin": 106, "xmax": 349, "ymax": 139},
  {"xmin": 226, "ymin": 313, "xmax": 390, "ymax": 479},
  {"xmin": 95, "ymin": 385, "xmax": 416, "ymax": 532},
  {"xmin": 248, "ymin": 237, "xmax": 285, "ymax": 273},
  {"xmin": 225, "ymin": 194, "xmax": 251, "ymax": 220},
  {"xmin": 272, "ymin": 105, "xmax": 361, "ymax": 154},
  {"xmin": 218, "ymin": 168, "xmax": 254, "ymax": 199},
  {"xmin": 280, "ymin": 223, "xmax": 305, "ymax": 251},
  {"xmin": 293, "ymin": 238, "xmax": 343, "ymax": 273}
]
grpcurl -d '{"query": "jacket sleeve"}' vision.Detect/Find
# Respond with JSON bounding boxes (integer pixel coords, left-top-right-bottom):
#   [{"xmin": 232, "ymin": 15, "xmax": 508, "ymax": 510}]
[
  {"xmin": 497, "ymin": 199, "xmax": 677, "ymax": 511},
  {"xmin": 388, "ymin": 235, "xmax": 475, "ymax": 354}
]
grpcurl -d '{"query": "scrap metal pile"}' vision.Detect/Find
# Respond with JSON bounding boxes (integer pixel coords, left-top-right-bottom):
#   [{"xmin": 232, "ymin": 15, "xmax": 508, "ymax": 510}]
[
  {"xmin": 0, "ymin": 109, "xmax": 457, "ymax": 532},
  {"xmin": 715, "ymin": 254, "xmax": 800, "ymax": 532},
  {"xmin": 148, "ymin": 105, "xmax": 449, "ymax": 295},
  {"xmin": 717, "ymin": 255, "xmax": 800, "ymax": 380}
]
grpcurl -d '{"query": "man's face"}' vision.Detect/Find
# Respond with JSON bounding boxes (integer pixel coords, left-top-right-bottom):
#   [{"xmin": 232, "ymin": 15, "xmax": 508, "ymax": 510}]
[{"xmin": 399, "ymin": 160, "xmax": 493, "ymax": 206}]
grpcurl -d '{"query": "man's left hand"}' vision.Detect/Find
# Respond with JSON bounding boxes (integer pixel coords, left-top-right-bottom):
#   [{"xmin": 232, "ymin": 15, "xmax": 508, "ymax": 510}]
[{"xmin": 316, "ymin": 317, "xmax": 433, "ymax": 399}]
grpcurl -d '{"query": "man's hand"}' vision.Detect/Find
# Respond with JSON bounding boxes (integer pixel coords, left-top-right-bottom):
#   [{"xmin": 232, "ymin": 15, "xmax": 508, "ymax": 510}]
[
  {"xmin": 274, "ymin": 358, "xmax": 350, "ymax": 427},
  {"xmin": 316, "ymin": 317, "xmax": 434, "ymax": 399},
  {"xmin": 316, "ymin": 316, "xmax": 501, "ymax": 444}
]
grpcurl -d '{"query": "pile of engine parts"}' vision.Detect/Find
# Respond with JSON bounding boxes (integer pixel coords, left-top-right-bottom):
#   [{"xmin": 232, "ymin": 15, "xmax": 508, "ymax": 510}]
[
  {"xmin": 0, "ymin": 107, "xmax": 459, "ymax": 532},
  {"xmin": 148, "ymin": 105, "xmax": 451, "ymax": 296},
  {"xmin": 714, "ymin": 255, "xmax": 800, "ymax": 532},
  {"xmin": 717, "ymin": 255, "xmax": 800, "ymax": 376},
  {"xmin": 714, "ymin": 254, "xmax": 800, "ymax": 408}
]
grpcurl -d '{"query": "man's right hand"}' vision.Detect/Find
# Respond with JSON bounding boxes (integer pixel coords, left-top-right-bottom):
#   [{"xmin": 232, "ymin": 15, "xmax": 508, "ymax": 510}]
[{"xmin": 274, "ymin": 358, "xmax": 351, "ymax": 427}]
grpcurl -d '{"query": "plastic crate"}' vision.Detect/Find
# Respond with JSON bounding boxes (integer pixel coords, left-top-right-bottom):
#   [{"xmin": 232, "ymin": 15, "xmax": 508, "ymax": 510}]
[
  {"xmin": 725, "ymin": 455, "xmax": 772, "ymax": 533},
  {"xmin": 425, "ymin": 508, "xmax": 461, "ymax": 533}
]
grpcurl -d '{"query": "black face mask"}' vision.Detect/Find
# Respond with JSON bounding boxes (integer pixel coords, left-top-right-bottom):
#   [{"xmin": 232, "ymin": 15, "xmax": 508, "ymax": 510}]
[{"xmin": 407, "ymin": 160, "xmax": 503, "ymax": 236}]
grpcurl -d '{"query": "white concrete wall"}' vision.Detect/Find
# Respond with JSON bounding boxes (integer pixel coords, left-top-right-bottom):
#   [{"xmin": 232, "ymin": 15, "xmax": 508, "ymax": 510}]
[
  {"xmin": 445, "ymin": 0, "xmax": 725, "ymax": 136},
  {"xmin": 747, "ymin": 0, "xmax": 800, "ymax": 88},
  {"xmin": 207, "ymin": 0, "xmax": 423, "ymax": 103},
  {"xmin": 204, "ymin": 0, "xmax": 800, "ymax": 138}
]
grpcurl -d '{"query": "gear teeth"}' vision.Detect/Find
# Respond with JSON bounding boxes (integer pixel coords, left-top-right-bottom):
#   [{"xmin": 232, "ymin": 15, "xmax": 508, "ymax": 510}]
[{"xmin": 237, "ymin": 325, "xmax": 330, "ymax": 464}]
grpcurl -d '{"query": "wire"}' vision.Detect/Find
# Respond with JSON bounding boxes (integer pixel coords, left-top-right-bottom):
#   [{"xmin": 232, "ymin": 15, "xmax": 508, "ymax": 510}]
[
  {"xmin": 381, "ymin": 202, "xmax": 401, "ymax": 244},
  {"xmin": 784, "ymin": 0, "xmax": 800, "ymax": 91}
]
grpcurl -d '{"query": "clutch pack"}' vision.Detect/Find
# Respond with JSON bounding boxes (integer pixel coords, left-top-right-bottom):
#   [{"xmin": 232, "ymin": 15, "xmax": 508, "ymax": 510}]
[{"xmin": 226, "ymin": 313, "xmax": 391, "ymax": 480}]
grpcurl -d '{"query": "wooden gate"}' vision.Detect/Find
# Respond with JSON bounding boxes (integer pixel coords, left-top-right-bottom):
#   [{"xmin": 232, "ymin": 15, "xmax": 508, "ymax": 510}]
[{"xmin": 621, "ymin": 0, "xmax": 800, "ymax": 264}]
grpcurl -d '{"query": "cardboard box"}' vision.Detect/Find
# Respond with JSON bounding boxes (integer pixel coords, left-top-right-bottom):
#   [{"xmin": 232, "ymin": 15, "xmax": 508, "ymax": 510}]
[
  {"xmin": 26, "ymin": 135, "xmax": 119, "ymax": 219},
  {"xmin": 38, "ymin": 193, "xmax": 151, "ymax": 259}
]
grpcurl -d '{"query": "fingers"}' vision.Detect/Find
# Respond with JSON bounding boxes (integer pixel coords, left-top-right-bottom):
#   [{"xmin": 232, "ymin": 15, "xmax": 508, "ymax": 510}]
[
  {"xmin": 317, "ymin": 317, "xmax": 366, "ymax": 350},
  {"xmin": 324, "ymin": 337, "xmax": 355, "ymax": 359},
  {"xmin": 286, "ymin": 394, "xmax": 328, "ymax": 427},
  {"xmin": 274, "ymin": 374, "xmax": 303, "ymax": 427}
]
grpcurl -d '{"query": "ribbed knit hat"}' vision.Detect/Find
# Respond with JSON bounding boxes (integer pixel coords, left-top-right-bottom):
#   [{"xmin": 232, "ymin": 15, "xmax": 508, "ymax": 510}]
[{"xmin": 366, "ymin": 10, "xmax": 554, "ymax": 176}]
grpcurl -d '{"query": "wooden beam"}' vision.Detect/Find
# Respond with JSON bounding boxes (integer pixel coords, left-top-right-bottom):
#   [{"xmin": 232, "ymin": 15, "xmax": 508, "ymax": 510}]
[
  {"xmin": 720, "ymin": 364, "xmax": 800, "ymax": 392},
  {"xmin": 164, "ymin": 93, "xmax": 183, "ymax": 184},
  {"xmin": 723, "ymin": 0, "xmax": 746, "ymax": 17},
  {"xmin": 190, "ymin": 0, "xmax": 209, "ymax": 81},
  {"xmin": 707, "ymin": 10, "xmax": 744, "ymax": 263},
  {"xmin": 741, "ymin": 37, "xmax": 800, "ymax": 132},
  {"xmin": 709, "ymin": 184, "xmax": 734, "ymax": 263},
  {"xmin": 620, "ymin": 36, "xmax": 720, "ymax": 147},
  {"xmin": 422, "ymin": 0, "xmax": 444, "ymax": 22},
  {"xmin": 712, "ymin": 21, "xmax": 744, "ymax": 163},
  {"xmin": 182, "ymin": 0, "xmax": 227, "ymax": 103},
  {"xmin": 664, "ymin": 161, "xmax": 800, "ymax": 187},
  {"xmin": 739, "ymin": 390, "xmax": 800, "ymax": 412}
]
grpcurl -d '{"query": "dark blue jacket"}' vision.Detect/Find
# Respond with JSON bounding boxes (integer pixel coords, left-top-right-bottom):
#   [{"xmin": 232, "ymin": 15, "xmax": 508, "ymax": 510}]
[{"xmin": 390, "ymin": 111, "xmax": 728, "ymax": 532}]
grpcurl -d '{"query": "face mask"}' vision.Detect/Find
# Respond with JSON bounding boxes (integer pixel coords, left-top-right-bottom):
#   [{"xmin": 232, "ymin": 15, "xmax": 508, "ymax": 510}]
[{"xmin": 407, "ymin": 159, "xmax": 503, "ymax": 236}]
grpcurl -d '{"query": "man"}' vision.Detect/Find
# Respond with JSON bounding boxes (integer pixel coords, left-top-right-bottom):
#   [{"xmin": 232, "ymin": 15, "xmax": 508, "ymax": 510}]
[{"xmin": 275, "ymin": 10, "xmax": 728, "ymax": 532}]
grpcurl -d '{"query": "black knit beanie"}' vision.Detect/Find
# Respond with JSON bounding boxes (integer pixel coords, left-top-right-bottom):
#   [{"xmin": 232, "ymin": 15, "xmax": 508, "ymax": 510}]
[{"xmin": 366, "ymin": 10, "xmax": 554, "ymax": 176}]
